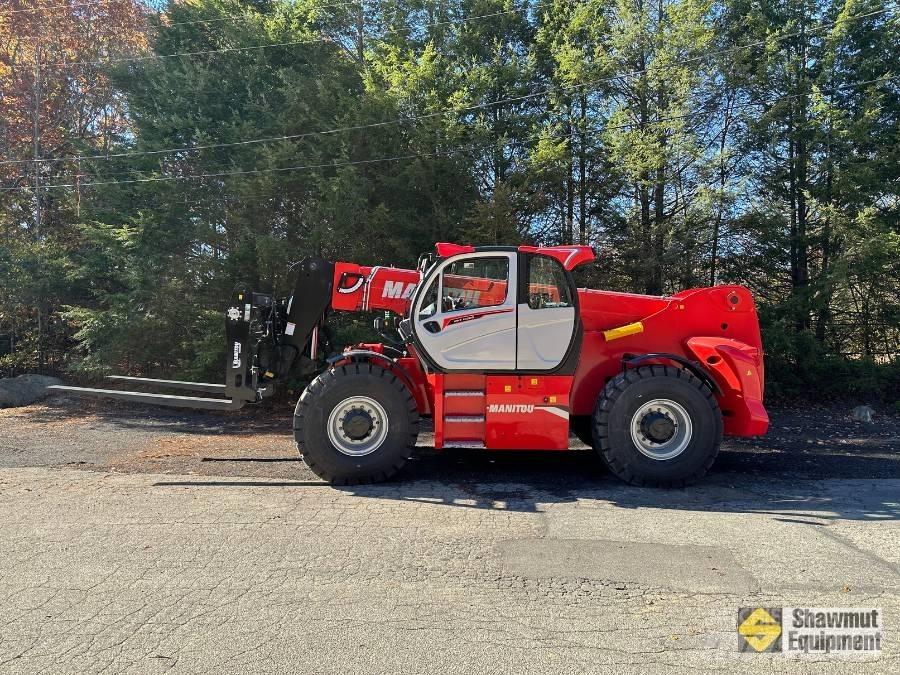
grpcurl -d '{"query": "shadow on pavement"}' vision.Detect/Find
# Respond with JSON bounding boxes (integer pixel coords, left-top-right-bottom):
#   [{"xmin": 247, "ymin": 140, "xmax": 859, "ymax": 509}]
[
  {"xmin": 37, "ymin": 394, "xmax": 292, "ymax": 434},
  {"xmin": 39, "ymin": 395, "xmax": 899, "ymax": 522},
  {"xmin": 155, "ymin": 443, "xmax": 900, "ymax": 522},
  {"xmin": 200, "ymin": 457, "xmax": 300, "ymax": 463}
]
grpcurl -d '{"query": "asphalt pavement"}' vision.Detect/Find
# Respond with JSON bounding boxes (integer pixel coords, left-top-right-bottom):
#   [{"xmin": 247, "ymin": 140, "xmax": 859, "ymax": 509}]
[{"xmin": 0, "ymin": 397, "xmax": 897, "ymax": 673}]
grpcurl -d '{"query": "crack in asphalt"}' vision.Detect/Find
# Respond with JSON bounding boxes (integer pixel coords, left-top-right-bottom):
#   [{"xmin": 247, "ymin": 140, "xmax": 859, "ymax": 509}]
[{"xmin": 1, "ymin": 401, "xmax": 898, "ymax": 673}]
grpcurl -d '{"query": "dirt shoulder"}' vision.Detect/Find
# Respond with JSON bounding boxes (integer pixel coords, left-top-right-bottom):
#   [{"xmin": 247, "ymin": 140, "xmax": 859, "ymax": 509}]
[
  {"xmin": 1, "ymin": 395, "xmax": 897, "ymax": 483},
  {"xmin": 1, "ymin": 396, "xmax": 898, "ymax": 673}
]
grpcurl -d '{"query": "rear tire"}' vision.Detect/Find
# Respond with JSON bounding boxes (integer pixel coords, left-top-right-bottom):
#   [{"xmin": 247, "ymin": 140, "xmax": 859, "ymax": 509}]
[
  {"xmin": 294, "ymin": 363, "xmax": 419, "ymax": 484},
  {"xmin": 592, "ymin": 365, "xmax": 722, "ymax": 487}
]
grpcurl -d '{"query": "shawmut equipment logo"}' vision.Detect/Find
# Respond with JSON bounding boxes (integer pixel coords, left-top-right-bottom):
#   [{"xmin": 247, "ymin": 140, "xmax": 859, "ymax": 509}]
[
  {"xmin": 738, "ymin": 607, "xmax": 882, "ymax": 656},
  {"xmin": 738, "ymin": 608, "xmax": 782, "ymax": 652}
]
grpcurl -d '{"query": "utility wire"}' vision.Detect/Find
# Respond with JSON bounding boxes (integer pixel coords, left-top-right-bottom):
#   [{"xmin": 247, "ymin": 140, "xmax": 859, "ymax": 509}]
[
  {"xmin": 5, "ymin": 0, "xmax": 370, "ymax": 36},
  {"xmin": 1, "ymin": 7, "xmax": 893, "ymax": 170},
  {"xmin": 11, "ymin": 124, "xmax": 592, "ymax": 192},
  {"xmin": 38, "ymin": 76, "xmax": 899, "ymax": 185},
  {"xmin": 0, "ymin": 0, "xmax": 369, "ymax": 17},
  {"xmin": 0, "ymin": 7, "xmax": 892, "ymax": 190},
  {"xmin": 11, "ymin": 145, "xmax": 504, "ymax": 192},
  {"xmin": 9, "ymin": 74, "xmax": 896, "ymax": 193},
  {"xmin": 65, "ymin": 123, "xmax": 593, "ymax": 189},
  {"xmin": 4, "ymin": 74, "xmax": 895, "ymax": 190}
]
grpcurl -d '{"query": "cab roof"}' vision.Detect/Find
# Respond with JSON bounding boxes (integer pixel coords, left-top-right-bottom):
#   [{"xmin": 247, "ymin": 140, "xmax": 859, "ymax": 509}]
[{"xmin": 434, "ymin": 242, "xmax": 595, "ymax": 271}]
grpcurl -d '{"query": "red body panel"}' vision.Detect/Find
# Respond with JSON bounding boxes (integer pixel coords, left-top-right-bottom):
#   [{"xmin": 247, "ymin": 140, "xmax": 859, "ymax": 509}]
[
  {"xmin": 483, "ymin": 375, "xmax": 572, "ymax": 450},
  {"xmin": 425, "ymin": 372, "xmax": 572, "ymax": 449},
  {"xmin": 333, "ymin": 343, "xmax": 433, "ymax": 417},
  {"xmin": 331, "ymin": 263, "xmax": 421, "ymax": 314},
  {"xmin": 330, "ymin": 243, "xmax": 768, "ymax": 447},
  {"xmin": 429, "ymin": 373, "xmax": 487, "ymax": 448},
  {"xmin": 517, "ymin": 244, "xmax": 596, "ymax": 270},
  {"xmin": 684, "ymin": 337, "xmax": 768, "ymax": 436},
  {"xmin": 570, "ymin": 284, "xmax": 768, "ymax": 436}
]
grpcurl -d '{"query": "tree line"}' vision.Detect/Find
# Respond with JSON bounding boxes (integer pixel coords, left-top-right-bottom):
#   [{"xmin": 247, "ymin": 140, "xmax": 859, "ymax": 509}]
[{"xmin": 0, "ymin": 0, "xmax": 897, "ymax": 401}]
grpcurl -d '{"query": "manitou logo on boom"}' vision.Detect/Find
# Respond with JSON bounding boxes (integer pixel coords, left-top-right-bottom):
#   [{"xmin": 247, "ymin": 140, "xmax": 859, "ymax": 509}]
[
  {"xmin": 488, "ymin": 404, "xmax": 534, "ymax": 414},
  {"xmin": 382, "ymin": 280, "xmax": 417, "ymax": 299},
  {"xmin": 232, "ymin": 342, "xmax": 242, "ymax": 369}
]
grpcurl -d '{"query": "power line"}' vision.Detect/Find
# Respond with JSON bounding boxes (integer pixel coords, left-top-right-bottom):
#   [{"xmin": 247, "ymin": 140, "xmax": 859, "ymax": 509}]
[
  {"xmin": 10, "ymin": 145, "xmax": 497, "ymax": 192},
  {"xmin": 3, "ymin": 72, "xmax": 895, "ymax": 192},
  {"xmin": 0, "ymin": 1, "xmax": 92, "ymax": 17},
  {"xmin": 5, "ymin": 0, "xmax": 369, "ymax": 37},
  {"xmin": 0, "ymin": 7, "xmax": 892, "ymax": 192},
  {"xmin": 0, "ymin": 0, "xmax": 367, "ymax": 19},
  {"xmin": 36, "ymin": 75, "xmax": 900, "ymax": 185},
  {"xmin": 7, "ymin": 73, "xmax": 895, "ymax": 193},
  {"xmin": 2, "ymin": 7, "xmax": 892, "ymax": 169},
  {"xmin": 7, "ymin": 126, "xmax": 583, "ymax": 192},
  {"xmin": 10, "ymin": 151, "xmax": 457, "ymax": 192}
]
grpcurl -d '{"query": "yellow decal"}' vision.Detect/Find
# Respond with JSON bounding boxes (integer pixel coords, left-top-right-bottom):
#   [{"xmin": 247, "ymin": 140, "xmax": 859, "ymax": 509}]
[
  {"xmin": 530, "ymin": 378, "xmax": 538, "ymax": 385},
  {"xmin": 504, "ymin": 385, "xmax": 512, "ymax": 393},
  {"xmin": 549, "ymin": 396, "xmax": 557, "ymax": 403},
  {"xmin": 603, "ymin": 321, "xmax": 644, "ymax": 342},
  {"xmin": 738, "ymin": 608, "xmax": 782, "ymax": 652}
]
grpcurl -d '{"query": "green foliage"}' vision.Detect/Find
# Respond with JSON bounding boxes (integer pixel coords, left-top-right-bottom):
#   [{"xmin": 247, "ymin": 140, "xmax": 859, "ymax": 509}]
[{"xmin": 0, "ymin": 0, "xmax": 896, "ymax": 401}]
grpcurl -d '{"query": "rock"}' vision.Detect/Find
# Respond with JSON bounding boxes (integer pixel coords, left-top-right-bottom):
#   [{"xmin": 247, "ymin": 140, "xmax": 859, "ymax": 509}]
[
  {"xmin": 0, "ymin": 374, "xmax": 62, "ymax": 408},
  {"xmin": 851, "ymin": 405, "xmax": 875, "ymax": 423}
]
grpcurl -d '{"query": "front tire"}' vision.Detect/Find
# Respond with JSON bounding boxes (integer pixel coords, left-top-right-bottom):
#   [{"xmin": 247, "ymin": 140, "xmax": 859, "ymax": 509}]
[
  {"xmin": 294, "ymin": 363, "xmax": 419, "ymax": 484},
  {"xmin": 592, "ymin": 365, "xmax": 722, "ymax": 487}
]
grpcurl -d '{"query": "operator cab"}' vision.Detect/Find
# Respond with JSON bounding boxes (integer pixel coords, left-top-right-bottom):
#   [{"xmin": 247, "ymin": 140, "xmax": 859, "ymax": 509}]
[{"xmin": 408, "ymin": 244, "xmax": 594, "ymax": 373}]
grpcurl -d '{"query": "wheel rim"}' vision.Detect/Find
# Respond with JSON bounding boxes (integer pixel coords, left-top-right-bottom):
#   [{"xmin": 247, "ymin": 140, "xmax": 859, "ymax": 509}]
[
  {"xmin": 629, "ymin": 398, "xmax": 692, "ymax": 461},
  {"xmin": 327, "ymin": 396, "xmax": 389, "ymax": 457}
]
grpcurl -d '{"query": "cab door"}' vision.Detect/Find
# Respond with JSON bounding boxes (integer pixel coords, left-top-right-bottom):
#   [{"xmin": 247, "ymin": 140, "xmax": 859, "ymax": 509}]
[
  {"xmin": 412, "ymin": 252, "xmax": 517, "ymax": 370},
  {"xmin": 516, "ymin": 254, "xmax": 577, "ymax": 370}
]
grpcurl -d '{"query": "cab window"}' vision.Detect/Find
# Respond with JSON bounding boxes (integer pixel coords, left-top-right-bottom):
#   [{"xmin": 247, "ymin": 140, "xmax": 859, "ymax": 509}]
[
  {"xmin": 527, "ymin": 256, "xmax": 571, "ymax": 309},
  {"xmin": 440, "ymin": 257, "xmax": 509, "ymax": 313}
]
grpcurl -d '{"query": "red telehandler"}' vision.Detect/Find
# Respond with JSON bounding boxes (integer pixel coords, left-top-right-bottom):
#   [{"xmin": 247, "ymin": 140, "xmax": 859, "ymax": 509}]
[{"xmin": 52, "ymin": 242, "xmax": 769, "ymax": 486}]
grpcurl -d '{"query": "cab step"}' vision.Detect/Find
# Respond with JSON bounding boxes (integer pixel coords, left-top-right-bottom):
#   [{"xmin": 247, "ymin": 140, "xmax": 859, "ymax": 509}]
[
  {"xmin": 444, "ymin": 440, "xmax": 485, "ymax": 449},
  {"xmin": 437, "ymin": 374, "xmax": 487, "ymax": 448},
  {"xmin": 445, "ymin": 415, "xmax": 485, "ymax": 423}
]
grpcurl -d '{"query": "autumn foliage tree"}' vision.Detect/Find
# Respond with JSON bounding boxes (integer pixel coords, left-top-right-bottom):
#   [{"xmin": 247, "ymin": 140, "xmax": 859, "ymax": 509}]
[
  {"xmin": 0, "ymin": 0, "xmax": 148, "ymax": 371},
  {"xmin": 0, "ymin": 0, "xmax": 897, "ymax": 401}
]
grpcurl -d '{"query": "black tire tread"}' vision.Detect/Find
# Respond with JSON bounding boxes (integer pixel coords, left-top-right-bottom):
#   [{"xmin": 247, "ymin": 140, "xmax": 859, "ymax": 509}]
[
  {"xmin": 592, "ymin": 365, "xmax": 721, "ymax": 488},
  {"xmin": 293, "ymin": 363, "xmax": 419, "ymax": 485}
]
